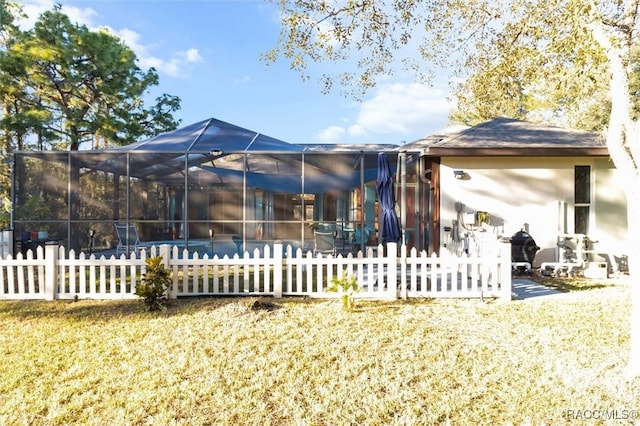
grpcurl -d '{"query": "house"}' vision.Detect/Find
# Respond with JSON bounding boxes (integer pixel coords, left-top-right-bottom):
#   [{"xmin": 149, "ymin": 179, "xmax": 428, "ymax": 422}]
[
  {"xmin": 404, "ymin": 117, "xmax": 628, "ymax": 272},
  {"xmin": 9, "ymin": 116, "xmax": 628, "ymax": 274}
]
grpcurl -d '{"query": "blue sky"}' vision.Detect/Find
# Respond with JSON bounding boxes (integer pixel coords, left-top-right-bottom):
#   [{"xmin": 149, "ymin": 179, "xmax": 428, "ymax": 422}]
[{"xmin": 19, "ymin": 0, "xmax": 455, "ymax": 145}]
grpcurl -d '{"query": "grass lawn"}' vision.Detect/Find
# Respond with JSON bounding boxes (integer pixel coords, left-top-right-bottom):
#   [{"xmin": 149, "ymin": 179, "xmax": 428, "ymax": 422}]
[{"xmin": 0, "ymin": 282, "xmax": 638, "ymax": 425}]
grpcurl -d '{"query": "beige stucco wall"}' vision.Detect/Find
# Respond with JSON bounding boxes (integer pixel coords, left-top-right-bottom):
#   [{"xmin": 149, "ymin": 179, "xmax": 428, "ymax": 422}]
[
  {"xmin": 592, "ymin": 157, "xmax": 628, "ymax": 255},
  {"xmin": 439, "ymin": 156, "xmax": 627, "ymax": 267}
]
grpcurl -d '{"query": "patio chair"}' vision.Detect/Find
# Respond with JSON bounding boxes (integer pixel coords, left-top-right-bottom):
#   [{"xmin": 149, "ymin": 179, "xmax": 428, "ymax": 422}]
[
  {"xmin": 314, "ymin": 230, "xmax": 337, "ymax": 256},
  {"xmin": 351, "ymin": 226, "xmax": 371, "ymax": 253},
  {"xmin": 115, "ymin": 224, "xmax": 150, "ymax": 256},
  {"xmin": 232, "ymin": 235, "xmax": 244, "ymax": 254}
]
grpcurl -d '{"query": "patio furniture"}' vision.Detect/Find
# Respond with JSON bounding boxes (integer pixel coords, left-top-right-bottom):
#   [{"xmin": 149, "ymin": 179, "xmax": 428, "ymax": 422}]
[
  {"xmin": 232, "ymin": 235, "xmax": 244, "ymax": 254},
  {"xmin": 313, "ymin": 230, "xmax": 337, "ymax": 257},
  {"xmin": 115, "ymin": 224, "xmax": 150, "ymax": 256},
  {"xmin": 351, "ymin": 226, "xmax": 372, "ymax": 253},
  {"xmin": 17, "ymin": 230, "xmax": 62, "ymax": 256}
]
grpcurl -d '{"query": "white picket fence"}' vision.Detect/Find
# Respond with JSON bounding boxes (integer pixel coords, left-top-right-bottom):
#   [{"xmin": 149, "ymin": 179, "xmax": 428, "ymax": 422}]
[
  {"xmin": 0, "ymin": 230, "xmax": 12, "ymax": 259},
  {"xmin": 0, "ymin": 242, "xmax": 512, "ymax": 301}
]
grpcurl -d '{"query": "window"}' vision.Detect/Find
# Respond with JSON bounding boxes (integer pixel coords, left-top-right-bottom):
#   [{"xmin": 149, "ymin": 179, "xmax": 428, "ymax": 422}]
[{"xmin": 574, "ymin": 165, "xmax": 591, "ymax": 234}]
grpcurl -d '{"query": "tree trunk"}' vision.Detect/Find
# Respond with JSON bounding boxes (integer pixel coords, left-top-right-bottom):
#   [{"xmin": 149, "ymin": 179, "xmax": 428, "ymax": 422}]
[
  {"xmin": 627, "ymin": 183, "xmax": 640, "ymax": 376},
  {"xmin": 600, "ymin": 36, "xmax": 640, "ymax": 377}
]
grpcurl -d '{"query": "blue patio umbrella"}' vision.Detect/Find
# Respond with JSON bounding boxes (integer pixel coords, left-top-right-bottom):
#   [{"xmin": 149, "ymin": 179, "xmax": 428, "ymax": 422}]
[{"xmin": 376, "ymin": 152, "xmax": 401, "ymax": 243}]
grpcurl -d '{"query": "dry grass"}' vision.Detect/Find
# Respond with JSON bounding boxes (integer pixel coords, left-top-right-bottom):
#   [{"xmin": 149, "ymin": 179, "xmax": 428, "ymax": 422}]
[{"xmin": 0, "ymin": 284, "xmax": 638, "ymax": 425}]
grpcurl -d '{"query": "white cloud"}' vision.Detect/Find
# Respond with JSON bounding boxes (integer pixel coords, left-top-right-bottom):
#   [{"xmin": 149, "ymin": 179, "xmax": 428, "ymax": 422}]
[
  {"xmin": 185, "ymin": 48, "xmax": 202, "ymax": 63},
  {"xmin": 315, "ymin": 126, "xmax": 346, "ymax": 142},
  {"xmin": 19, "ymin": 0, "xmax": 97, "ymax": 28},
  {"xmin": 315, "ymin": 82, "xmax": 454, "ymax": 143},
  {"xmin": 233, "ymin": 75, "xmax": 251, "ymax": 85},
  {"xmin": 352, "ymin": 83, "xmax": 452, "ymax": 137},
  {"xmin": 60, "ymin": 4, "xmax": 98, "ymax": 27},
  {"xmin": 158, "ymin": 59, "xmax": 182, "ymax": 77},
  {"xmin": 347, "ymin": 124, "xmax": 366, "ymax": 137},
  {"xmin": 103, "ymin": 27, "xmax": 200, "ymax": 77},
  {"xmin": 112, "ymin": 27, "xmax": 146, "ymax": 55},
  {"xmin": 17, "ymin": 1, "xmax": 201, "ymax": 78}
]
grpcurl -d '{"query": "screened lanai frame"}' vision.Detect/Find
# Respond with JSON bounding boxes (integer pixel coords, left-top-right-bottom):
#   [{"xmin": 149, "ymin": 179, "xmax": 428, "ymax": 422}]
[
  {"xmin": 10, "ymin": 118, "xmax": 424, "ymax": 257},
  {"xmin": 11, "ymin": 149, "xmax": 423, "ymax": 257}
]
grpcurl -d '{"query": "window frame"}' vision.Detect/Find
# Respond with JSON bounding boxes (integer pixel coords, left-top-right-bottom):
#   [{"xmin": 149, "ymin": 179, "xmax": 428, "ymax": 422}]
[{"xmin": 574, "ymin": 164, "xmax": 592, "ymax": 235}]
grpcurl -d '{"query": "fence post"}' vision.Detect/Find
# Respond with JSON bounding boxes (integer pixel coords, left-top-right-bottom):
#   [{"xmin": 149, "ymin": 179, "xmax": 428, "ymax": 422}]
[
  {"xmin": 499, "ymin": 242, "xmax": 512, "ymax": 301},
  {"xmin": 159, "ymin": 244, "xmax": 173, "ymax": 299},
  {"xmin": 399, "ymin": 242, "xmax": 407, "ymax": 300},
  {"xmin": 273, "ymin": 242, "xmax": 283, "ymax": 298},
  {"xmin": 44, "ymin": 244, "xmax": 59, "ymax": 300},
  {"xmin": 0, "ymin": 230, "xmax": 12, "ymax": 258},
  {"xmin": 386, "ymin": 242, "xmax": 398, "ymax": 300}
]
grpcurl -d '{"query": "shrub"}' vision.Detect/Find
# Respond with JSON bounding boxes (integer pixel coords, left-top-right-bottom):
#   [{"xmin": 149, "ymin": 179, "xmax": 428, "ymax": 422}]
[
  {"xmin": 326, "ymin": 273, "xmax": 360, "ymax": 311},
  {"xmin": 135, "ymin": 256, "xmax": 171, "ymax": 311}
]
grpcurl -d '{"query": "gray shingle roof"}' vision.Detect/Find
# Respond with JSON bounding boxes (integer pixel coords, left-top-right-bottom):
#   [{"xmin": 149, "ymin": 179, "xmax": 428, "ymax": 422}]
[{"xmin": 403, "ymin": 118, "xmax": 607, "ymax": 155}]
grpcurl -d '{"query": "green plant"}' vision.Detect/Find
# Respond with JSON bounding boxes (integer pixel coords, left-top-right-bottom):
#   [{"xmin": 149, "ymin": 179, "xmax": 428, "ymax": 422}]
[
  {"xmin": 326, "ymin": 273, "xmax": 360, "ymax": 311},
  {"xmin": 0, "ymin": 193, "xmax": 11, "ymax": 229},
  {"xmin": 135, "ymin": 256, "xmax": 171, "ymax": 311},
  {"xmin": 476, "ymin": 211, "xmax": 489, "ymax": 224}
]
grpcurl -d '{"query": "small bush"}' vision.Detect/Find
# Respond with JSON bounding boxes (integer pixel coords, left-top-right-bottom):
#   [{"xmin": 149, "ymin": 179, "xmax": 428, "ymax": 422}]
[
  {"xmin": 326, "ymin": 273, "xmax": 360, "ymax": 311},
  {"xmin": 135, "ymin": 256, "xmax": 171, "ymax": 311}
]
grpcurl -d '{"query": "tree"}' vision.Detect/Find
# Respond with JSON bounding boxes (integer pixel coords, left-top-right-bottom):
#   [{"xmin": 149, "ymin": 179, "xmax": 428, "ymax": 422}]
[
  {"xmin": 0, "ymin": 0, "xmax": 40, "ymax": 229},
  {"xmin": 2, "ymin": 6, "xmax": 181, "ymax": 151},
  {"xmin": 266, "ymin": 0, "xmax": 640, "ymax": 376},
  {"xmin": 449, "ymin": 43, "xmax": 640, "ymax": 133},
  {"xmin": 0, "ymin": 3, "xmax": 182, "ymax": 153},
  {"xmin": 0, "ymin": 4, "xmax": 182, "ymax": 249},
  {"xmin": 449, "ymin": 44, "xmax": 612, "ymax": 132}
]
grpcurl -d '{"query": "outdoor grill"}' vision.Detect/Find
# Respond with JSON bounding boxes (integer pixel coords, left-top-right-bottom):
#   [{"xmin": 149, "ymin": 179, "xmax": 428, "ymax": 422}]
[{"xmin": 511, "ymin": 230, "xmax": 540, "ymax": 264}]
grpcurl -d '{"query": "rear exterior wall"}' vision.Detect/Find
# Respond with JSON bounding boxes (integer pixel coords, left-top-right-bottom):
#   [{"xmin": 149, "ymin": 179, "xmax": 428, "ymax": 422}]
[{"xmin": 438, "ymin": 156, "xmax": 627, "ymax": 267}]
